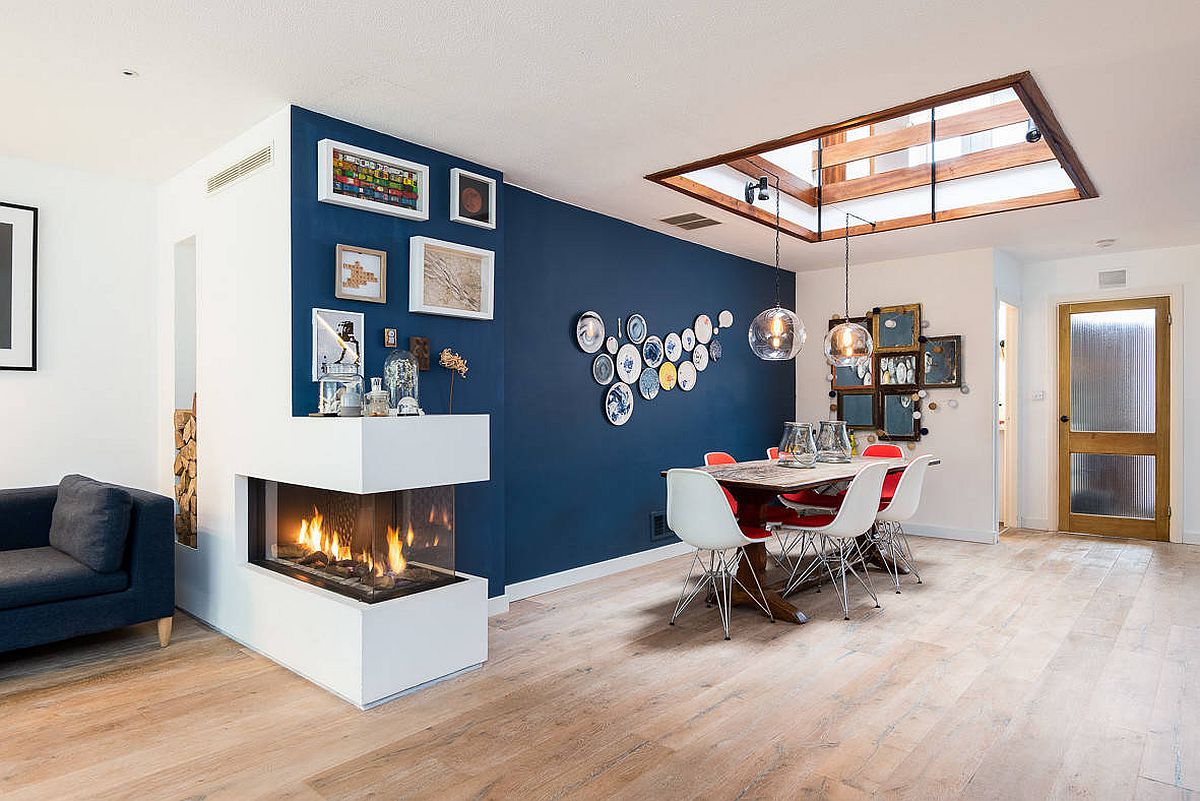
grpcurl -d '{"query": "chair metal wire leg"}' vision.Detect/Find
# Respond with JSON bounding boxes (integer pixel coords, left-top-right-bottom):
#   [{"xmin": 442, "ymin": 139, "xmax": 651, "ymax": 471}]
[
  {"xmin": 730, "ymin": 547, "xmax": 775, "ymax": 623},
  {"xmin": 896, "ymin": 524, "xmax": 922, "ymax": 583},
  {"xmin": 819, "ymin": 535, "xmax": 850, "ymax": 619},
  {"xmin": 670, "ymin": 551, "xmax": 710, "ymax": 625},
  {"xmin": 846, "ymin": 536, "xmax": 880, "ymax": 608}
]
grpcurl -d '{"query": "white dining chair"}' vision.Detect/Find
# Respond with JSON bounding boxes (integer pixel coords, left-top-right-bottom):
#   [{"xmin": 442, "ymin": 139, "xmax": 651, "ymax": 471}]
[
  {"xmin": 778, "ymin": 462, "xmax": 889, "ymax": 619},
  {"xmin": 873, "ymin": 454, "xmax": 935, "ymax": 592},
  {"xmin": 666, "ymin": 469, "xmax": 774, "ymax": 639}
]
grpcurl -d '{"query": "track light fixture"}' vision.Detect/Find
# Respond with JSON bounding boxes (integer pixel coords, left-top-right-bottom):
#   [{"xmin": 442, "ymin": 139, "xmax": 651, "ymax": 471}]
[{"xmin": 1025, "ymin": 119, "xmax": 1042, "ymax": 143}]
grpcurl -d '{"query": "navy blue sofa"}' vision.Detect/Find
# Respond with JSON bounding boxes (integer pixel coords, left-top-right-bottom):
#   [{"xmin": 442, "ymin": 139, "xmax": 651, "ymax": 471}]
[{"xmin": 0, "ymin": 481, "xmax": 175, "ymax": 653}]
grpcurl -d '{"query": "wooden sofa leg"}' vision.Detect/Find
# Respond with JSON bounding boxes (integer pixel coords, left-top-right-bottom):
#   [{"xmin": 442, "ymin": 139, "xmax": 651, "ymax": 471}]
[{"xmin": 157, "ymin": 616, "xmax": 174, "ymax": 648}]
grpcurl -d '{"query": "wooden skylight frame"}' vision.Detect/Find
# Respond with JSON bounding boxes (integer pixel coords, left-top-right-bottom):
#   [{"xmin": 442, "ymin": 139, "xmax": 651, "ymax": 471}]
[{"xmin": 645, "ymin": 72, "xmax": 1096, "ymax": 242}]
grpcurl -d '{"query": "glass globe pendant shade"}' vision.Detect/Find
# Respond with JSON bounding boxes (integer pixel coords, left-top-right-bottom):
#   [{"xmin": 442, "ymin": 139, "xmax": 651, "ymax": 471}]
[
  {"xmin": 749, "ymin": 306, "xmax": 806, "ymax": 360},
  {"xmin": 823, "ymin": 321, "xmax": 873, "ymax": 367}
]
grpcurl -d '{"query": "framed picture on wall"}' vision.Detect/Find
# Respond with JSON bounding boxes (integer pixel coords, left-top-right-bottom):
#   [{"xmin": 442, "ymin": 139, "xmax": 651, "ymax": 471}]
[
  {"xmin": 922, "ymin": 335, "xmax": 962, "ymax": 388},
  {"xmin": 837, "ymin": 391, "xmax": 876, "ymax": 429},
  {"xmin": 317, "ymin": 139, "xmax": 429, "ymax": 221},
  {"xmin": 875, "ymin": 351, "xmax": 921, "ymax": 387},
  {"xmin": 873, "ymin": 303, "xmax": 921, "ymax": 352},
  {"xmin": 334, "ymin": 244, "xmax": 387, "ymax": 303},
  {"xmin": 877, "ymin": 391, "xmax": 921, "ymax": 441},
  {"xmin": 0, "ymin": 202, "xmax": 37, "ymax": 371},
  {"xmin": 449, "ymin": 168, "xmax": 497, "ymax": 229},
  {"xmin": 312, "ymin": 308, "xmax": 364, "ymax": 380},
  {"xmin": 409, "ymin": 236, "xmax": 495, "ymax": 320}
]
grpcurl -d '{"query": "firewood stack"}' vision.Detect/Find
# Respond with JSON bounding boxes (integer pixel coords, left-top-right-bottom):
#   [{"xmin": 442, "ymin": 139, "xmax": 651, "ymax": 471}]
[{"xmin": 173, "ymin": 396, "xmax": 198, "ymax": 547}]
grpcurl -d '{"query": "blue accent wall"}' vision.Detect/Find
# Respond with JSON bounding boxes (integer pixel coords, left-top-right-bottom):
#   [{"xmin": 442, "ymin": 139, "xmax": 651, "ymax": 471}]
[
  {"xmin": 290, "ymin": 106, "xmax": 506, "ymax": 595},
  {"xmin": 503, "ymin": 188, "xmax": 796, "ymax": 584}
]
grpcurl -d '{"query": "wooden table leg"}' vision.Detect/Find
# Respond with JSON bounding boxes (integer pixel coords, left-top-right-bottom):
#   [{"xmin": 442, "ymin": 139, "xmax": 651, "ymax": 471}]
[{"xmin": 729, "ymin": 492, "xmax": 807, "ymax": 624}]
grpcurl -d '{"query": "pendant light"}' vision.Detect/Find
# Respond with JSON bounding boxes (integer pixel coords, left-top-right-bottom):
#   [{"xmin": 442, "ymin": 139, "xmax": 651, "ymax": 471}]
[
  {"xmin": 823, "ymin": 214, "xmax": 874, "ymax": 367},
  {"xmin": 748, "ymin": 176, "xmax": 806, "ymax": 360}
]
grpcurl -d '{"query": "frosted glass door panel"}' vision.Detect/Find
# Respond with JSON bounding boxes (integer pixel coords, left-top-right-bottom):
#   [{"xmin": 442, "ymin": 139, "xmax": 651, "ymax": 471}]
[
  {"xmin": 1069, "ymin": 453, "xmax": 1155, "ymax": 519},
  {"xmin": 1069, "ymin": 309, "xmax": 1155, "ymax": 432}
]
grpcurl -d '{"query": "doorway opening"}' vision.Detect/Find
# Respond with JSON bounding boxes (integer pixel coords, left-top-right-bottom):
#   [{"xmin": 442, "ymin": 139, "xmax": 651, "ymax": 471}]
[
  {"xmin": 997, "ymin": 302, "xmax": 1018, "ymax": 534},
  {"xmin": 173, "ymin": 237, "xmax": 198, "ymax": 548}
]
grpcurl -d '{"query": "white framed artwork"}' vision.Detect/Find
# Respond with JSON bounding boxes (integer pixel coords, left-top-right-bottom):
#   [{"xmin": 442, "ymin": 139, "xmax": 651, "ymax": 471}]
[
  {"xmin": 449, "ymin": 168, "xmax": 497, "ymax": 229},
  {"xmin": 0, "ymin": 202, "xmax": 37, "ymax": 371},
  {"xmin": 317, "ymin": 139, "xmax": 429, "ymax": 221},
  {"xmin": 409, "ymin": 237, "xmax": 495, "ymax": 320},
  {"xmin": 312, "ymin": 307, "xmax": 365, "ymax": 380}
]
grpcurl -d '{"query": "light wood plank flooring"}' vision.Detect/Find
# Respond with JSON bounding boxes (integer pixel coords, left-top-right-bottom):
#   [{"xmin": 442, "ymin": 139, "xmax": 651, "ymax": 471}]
[{"xmin": 2, "ymin": 530, "xmax": 1199, "ymax": 800}]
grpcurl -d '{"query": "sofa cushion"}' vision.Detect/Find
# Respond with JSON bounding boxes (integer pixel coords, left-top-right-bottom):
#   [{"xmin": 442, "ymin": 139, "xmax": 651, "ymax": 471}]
[
  {"xmin": 0, "ymin": 547, "xmax": 129, "ymax": 611},
  {"xmin": 48, "ymin": 475, "xmax": 133, "ymax": 573}
]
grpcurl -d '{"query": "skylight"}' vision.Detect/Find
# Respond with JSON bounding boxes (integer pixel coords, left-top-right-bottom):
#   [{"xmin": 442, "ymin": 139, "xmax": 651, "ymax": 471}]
[{"xmin": 646, "ymin": 72, "xmax": 1096, "ymax": 241}]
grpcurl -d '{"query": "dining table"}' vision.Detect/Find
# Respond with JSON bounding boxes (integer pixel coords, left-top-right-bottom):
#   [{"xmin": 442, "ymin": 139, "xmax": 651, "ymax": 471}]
[{"xmin": 662, "ymin": 455, "xmax": 940, "ymax": 624}]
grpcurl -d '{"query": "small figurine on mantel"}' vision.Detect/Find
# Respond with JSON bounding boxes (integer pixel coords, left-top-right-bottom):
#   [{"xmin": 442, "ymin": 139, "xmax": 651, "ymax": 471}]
[{"xmin": 439, "ymin": 348, "xmax": 468, "ymax": 413}]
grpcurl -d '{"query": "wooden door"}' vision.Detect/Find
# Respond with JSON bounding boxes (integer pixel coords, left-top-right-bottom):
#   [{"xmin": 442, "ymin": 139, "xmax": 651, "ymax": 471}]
[{"xmin": 1058, "ymin": 297, "xmax": 1170, "ymax": 540}]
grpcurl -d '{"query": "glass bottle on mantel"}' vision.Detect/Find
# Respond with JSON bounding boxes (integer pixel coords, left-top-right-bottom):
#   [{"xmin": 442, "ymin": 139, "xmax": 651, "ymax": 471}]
[
  {"xmin": 316, "ymin": 363, "xmax": 363, "ymax": 416},
  {"xmin": 816, "ymin": 420, "xmax": 852, "ymax": 463},
  {"xmin": 383, "ymin": 349, "xmax": 420, "ymax": 413},
  {"xmin": 777, "ymin": 422, "xmax": 818, "ymax": 469}
]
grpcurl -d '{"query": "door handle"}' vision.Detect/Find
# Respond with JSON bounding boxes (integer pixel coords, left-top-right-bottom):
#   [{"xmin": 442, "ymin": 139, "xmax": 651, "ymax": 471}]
[{"xmin": 1060, "ymin": 415, "xmax": 1070, "ymax": 423}]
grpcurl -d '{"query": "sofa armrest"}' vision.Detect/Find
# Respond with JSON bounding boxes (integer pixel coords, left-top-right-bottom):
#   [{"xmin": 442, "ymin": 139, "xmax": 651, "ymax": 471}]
[
  {"xmin": 0, "ymin": 485, "xmax": 57, "ymax": 551},
  {"xmin": 123, "ymin": 487, "xmax": 176, "ymax": 616}
]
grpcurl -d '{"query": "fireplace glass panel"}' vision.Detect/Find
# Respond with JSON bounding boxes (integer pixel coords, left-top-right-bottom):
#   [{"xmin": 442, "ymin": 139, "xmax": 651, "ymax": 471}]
[{"xmin": 248, "ymin": 478, "xmax": 460, "ymax": 603}]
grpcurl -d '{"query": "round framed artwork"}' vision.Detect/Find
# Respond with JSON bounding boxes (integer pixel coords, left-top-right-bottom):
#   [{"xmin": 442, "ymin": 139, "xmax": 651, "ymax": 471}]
[
  {"xmin": 663, "ymin": 332, "xmax": 683, "ymax": 362},
  {"xmin": 694, "ymin": 314, "xmax": 713, "ymax": 344},
  {"xmin": 626, "ymin": 314, "xmax": 648, "ymax": 344},
  {"xmin": 692, "ymin": 343, "xmax": 709, "ymax": 371},
  {"xmin": 592, "ymin": 353, "xmax": 614, "ymax": 385},
  {"xmin": 615, "ymin": 343, "xmax": 642, "ymax": 384},
  {"xmin": 576, "ymin": 311, "xmax": 605, "ymax": 353},
  {"xmin": 638, "ymin": 367, "xmax": 660, "ymax": 400},
  {"xmin": 681, "ymin": 328, "xmax": 696, "ymax": 351},
  {"xmin": 642, "ymin": 335, "xmax": 664, "ymax": 369},
  {"xmin": 677, "ymin": 360, "xmax": 697, "ymax": 391},
  {"xmin": 604, "ymin": 382, "xmax": 635, "ymax": 426},
  {"xmin": 659, "ymin": 361, "xmax": 678, "ymax": 391}
]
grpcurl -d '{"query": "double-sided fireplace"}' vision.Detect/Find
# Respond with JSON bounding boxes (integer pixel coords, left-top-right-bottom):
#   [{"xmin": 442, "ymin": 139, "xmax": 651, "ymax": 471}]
[{"xmin": 247, "ymin": 478, "xmax": 462, "ymax": 603}]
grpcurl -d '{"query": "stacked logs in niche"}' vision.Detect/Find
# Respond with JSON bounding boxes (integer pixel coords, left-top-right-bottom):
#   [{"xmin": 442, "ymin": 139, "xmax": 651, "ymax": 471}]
[{"xmin": 173, "ymin": 396, "xmax": 198, "ymax": 547}]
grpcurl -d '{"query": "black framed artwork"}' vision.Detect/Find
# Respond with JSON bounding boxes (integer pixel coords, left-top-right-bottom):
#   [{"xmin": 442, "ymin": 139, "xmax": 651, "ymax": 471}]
[
  {"xmin": 837, "ymin": 390, "xmax": 876, "ymax": 429},
  {"xmin": 923, "ymin": 335, "xmax": 962, "ymax": 388},
  {"xmin": 877, "ymin": 391, "xmax": 921, "ymax": 441},
  {"xmin": 0, "ymin": 202, "xmax": 37, "ymax": 371}
]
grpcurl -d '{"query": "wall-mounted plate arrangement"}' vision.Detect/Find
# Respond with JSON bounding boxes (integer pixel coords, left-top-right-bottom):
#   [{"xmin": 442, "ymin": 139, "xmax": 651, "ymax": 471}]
[
  {"xmin": 605, "ymin": 382, "xmax": 635, "ymax": 426},
  {"xmin": 627, "ymin": 314, "xmax": 647, "ymax": 344},
  {"xmin": 709, "ymin": 339, "xmax": 722, "ymax": 362},
  {"xmin": 592, "ymin": 354, "xmax": 614, "ymax": 385},
  {"xmin": 677, "ymin": 360, "xmax": 697, "ymax": 391},
  {"xmin": 692, "ymin": 343, "xmax": 709, "ymax": 371},
  {"xmin": 605, "ymin": 336, "xmax": 618, "ymax": 355},
  {"xmin": 663, "ymin": 333, "xmax": 682, "ymax": 362},
  {"xmin": 694, "ymin": 314, "xmax": 713, "ymax": 344},
  {"xmin": 639, "ymin": 368, "xmax": 660, "ymax": 400},
  {"xmin": 615, "ymin": 343, "xmax": 642, "ymax": 384},
  {"xmin": 681, "ymin": 328, "xmax": 696, "ymax": 351},
  {"xmin": 576, "ymin": 311, "xmax": 605, "ymax": 353},
  {"xmin": 718, "ymin": 309, "xmax": 734, "ymax": 328},
  {"xmin": 659, "ymin": 361, "xmax": 678, "ymax": 391},
  {"xmin": 642, "ymin": 336, "xmax": 664, "ymax": 368}
]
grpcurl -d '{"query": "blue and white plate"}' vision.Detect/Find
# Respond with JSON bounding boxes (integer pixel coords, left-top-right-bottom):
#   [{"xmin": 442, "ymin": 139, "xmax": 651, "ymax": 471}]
[
  {"xmin": 642, "ymin": 336, "xmax": 664, "ymax": 369},
  {"xmin": 576, "ymin": 311, "xmax": 605, "ymax": 353},
  {"xmin": 627, "ymin": 314, "xmax": 647, "ymax": 344},
  {"xmin": 663, "ymin": 332, "xmax": 683, "ymax": 362},
  {"xmin": 709, "ymin": 338, "xmax": 723, "ymax": 362},
  {"xmin": 605, "ymin": 382, "xmax": 635, "ymax": 426},
  {"xmin": 638, "ymin": 367, "xmax": 660, "ymax": 400},
  {"xmin": 677, "ymin": 360, "xmax": 697, "ymax": 391},
  {"xmin": 692, "ymin": 343, "xmax": 709, "ymax": 372},
  {"xmin": 615, "ymin": 343, "xmax": 642, "ymax": 384},
  {"xmin": 681, "ymin": 328, "xmax": 696, "ymax": 351},
  {"xmin": 592, "ymin": 354, "xmax": 614, "ymax": 385}
]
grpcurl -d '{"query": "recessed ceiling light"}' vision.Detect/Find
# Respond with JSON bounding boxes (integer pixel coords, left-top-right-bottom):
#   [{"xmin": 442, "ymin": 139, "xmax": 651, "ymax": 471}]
[
  {"xmin": 1094, "ymin": 238, "xmax": 1117, "ymax": 248},
  {"xmin": 120, "ymin": 68, "xmax": 140, "ymax": 78}
]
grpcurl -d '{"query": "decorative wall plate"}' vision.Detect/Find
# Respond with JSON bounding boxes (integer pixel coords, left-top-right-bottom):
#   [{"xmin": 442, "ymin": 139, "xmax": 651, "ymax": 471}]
[
  {"xmin": 663, "ymin": 332, "xmax": 683, "ymax": 362},
  {"xmin": 615, "ymin": 343, "xmax": 642, "ymax": 384},
  {"xmin": 709, "ymin": 338, "xmax": 723, "ymax": 362},
  {"xmin": 638, "ymin": 367, "xmax": 660, "ymax": 400},
  {"xmin": 604, "ymin": 382, "xmax": 635, "ymax": 426},
  {"xmin": 592, "ymin": 353, "xmax": 614, "ymax": 385},
  {"xmin": 642, "ymin": 336, "xmax": 664, "ymax": 368},
  {"xmin": 659, "ymin": 361, "xmax": 678, "ymax": 391},
  {"xmin": 627, "ymin": 314, "xmax": 647, "ymax": 344},
  {"xmin": 605, "ymin": 336, "xmax": 618, "ymax": 355},
  {"xmin": 677, "ymin": 360, "xmax": 697, "ymax": 391},
  {"xmin": 694, "ymin": 314, "xmax": 713, "ymax": 344},
  {"xmin": 681, "ymin": 328, "xmax": 696, "ymax": 351},
  {"xmin": 692, "ymin": 343, "xmax": 709, "ymax": 371},
  {"xmin": 576, "ymin": 311, "xmax": 605, "ymax": 353},
  {"xmin": 718, "ymin": 309, "xmax": 734, "ymax": 328}
]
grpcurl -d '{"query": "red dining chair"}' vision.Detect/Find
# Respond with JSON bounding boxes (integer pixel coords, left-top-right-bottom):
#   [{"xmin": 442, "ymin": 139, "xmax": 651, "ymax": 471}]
[
  {"xmin": 768, "ymin": 445, "xmax": 842, "ymax": 510},
  {"xmin": 706, "ymin": 452, "xmax": 808, "ymax": 570}
]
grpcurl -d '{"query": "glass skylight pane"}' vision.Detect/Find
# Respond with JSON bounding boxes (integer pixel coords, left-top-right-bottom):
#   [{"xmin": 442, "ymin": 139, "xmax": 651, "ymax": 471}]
[
  {"xmin": 934, "ymin": 161, "xmax": 1075, "ymax": 213},
  {"xmin": 758, "ymin": 140, "xmax": 819, "ymax": 185},
  {"xmin": 822, "ymin": 184, "xmax": 931, "ymax": 229}
]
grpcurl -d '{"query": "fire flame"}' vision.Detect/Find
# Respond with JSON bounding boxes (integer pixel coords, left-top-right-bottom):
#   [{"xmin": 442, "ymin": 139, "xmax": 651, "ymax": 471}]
[
  {"xmin": 387, "ymin": 525, "xmax": 407, "ymax": 573},
  {"xmin": 296, "ymin": 508, "xmax": 344, "ymax": 561}
]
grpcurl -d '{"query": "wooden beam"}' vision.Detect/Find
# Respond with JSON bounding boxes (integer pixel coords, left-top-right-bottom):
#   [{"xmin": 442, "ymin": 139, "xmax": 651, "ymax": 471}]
[
  {"xmin": 1013, "ymin": 72, "xmax": 1098, "ymax": 198},
  {"xmin": 818, "ymin": 100, "xmax": 1030, "ymax": 168},
  {"xmin": 725, "ymin": 156, "xmax": 818, "ymax": 207},
  {"xmin": 659, "ymin": 175, "xmax": 818, "ymax": 241},
  {"xmin": 820, "ymin": 139, "xmax": 1055, "ymax": 204}
]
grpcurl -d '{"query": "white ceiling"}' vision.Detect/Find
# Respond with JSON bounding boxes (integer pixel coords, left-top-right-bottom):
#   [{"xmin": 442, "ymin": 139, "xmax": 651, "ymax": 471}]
[{"xmin": 4, "ymin": 1, "xmax": 1199, "ymax": 270}]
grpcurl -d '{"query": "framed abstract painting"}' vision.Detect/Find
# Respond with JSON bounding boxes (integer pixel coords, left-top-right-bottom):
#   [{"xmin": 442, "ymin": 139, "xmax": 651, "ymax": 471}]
[
  {"xmin": 449, "ymin": 168, "xmax": 497, "ymax": 229},
  {"xmin": 317, "ymin": 139, "xmax": 429, "ymax": 221},
  {"xmin": 409, "ymin": 237, "xmax": 495, "ymax": 320},
  {"xmin": 0, "ymin": 202, "xmax": 37, "ymax": 371}
]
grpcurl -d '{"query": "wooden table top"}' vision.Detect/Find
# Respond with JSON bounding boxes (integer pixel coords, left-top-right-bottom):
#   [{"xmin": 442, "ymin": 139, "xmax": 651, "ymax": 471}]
[{"xmin": 662, "ymin": 456, "xmax": 939, "ymax": 493}]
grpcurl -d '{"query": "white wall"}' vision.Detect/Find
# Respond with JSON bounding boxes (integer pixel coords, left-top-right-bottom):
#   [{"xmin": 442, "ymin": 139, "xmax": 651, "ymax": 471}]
[
  {"xmin": 1017, "ymin": 244, "xmax": 1196, "ymax": 543},
  {"xmin": 0, "ymin": 156, "xmax": 158, "ymax": 490},
  {"xmin": 794, "ymin": 248, "xmax": 1000, "ymax": 543}
]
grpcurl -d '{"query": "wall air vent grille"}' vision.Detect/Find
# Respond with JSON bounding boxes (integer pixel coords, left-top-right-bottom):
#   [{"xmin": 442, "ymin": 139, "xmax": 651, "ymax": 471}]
[
  {"xmin": 206, "ymin": 144, "xmax": 273, "ymax": 194},
  {"xmin": 660, "ymin": 212, "xmax": 721, "ymax": 230},
  {"xmin": 1098, "ymin": 268, "xmax": 1127, "ymax": 289},
  {"xmin": 650, "ymin": 511, "xmax": 676, "ymax": 542}
]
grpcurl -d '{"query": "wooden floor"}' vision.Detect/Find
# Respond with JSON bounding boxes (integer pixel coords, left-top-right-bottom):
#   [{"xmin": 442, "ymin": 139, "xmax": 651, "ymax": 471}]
[{"xmin": 2, "ymin": 530, "xmax": 1199, "ymax": 800}]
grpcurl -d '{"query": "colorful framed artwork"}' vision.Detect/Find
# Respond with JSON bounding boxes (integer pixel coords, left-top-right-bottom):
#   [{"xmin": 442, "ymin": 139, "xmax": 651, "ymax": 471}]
[
  {"xmin": 923, "ymin": 335, "xmax": 962, "ymax": 388},
  {"xmin": 449, "ymin": 168, "xmax": 497, "ymax": 229},
  {"xmin": 334, "ymin": 244, "xmax": 386, "ymax": 303},
  {"xmin": 312, "ymin": 308, "xmax": 364, "ymax": 380},
  {"xmin": 837, "ymin": 391, "xmax": 876, "ymax": 430},
  {"xmin": 317, "ymin": 139, "xmax": 429, "ymax": 221},
  {"xmin": 873, "ymin": 303, "xmax": 921, "ymax": 352},
  {"xmin": 876, "ymin": 351, "xmax": 920, "ymax": 387},
  {"xmin": 409, "ymin": 237, "xmax": 495, "ymax": 320},
  {"xmin": 877, "ymin": 391, "xmax": 921, "ymax": 441},
  {"xmin": 0, "ymin": 202, "xmax": 37, "ymax": 371}
]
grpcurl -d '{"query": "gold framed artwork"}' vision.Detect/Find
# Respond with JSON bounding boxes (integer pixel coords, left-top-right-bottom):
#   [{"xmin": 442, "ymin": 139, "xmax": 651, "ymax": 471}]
[
  {"xmin": 335, "ymin": 244, "xmax": 387, "ymax": 304},
  {"xmin": 873, "ymin": 303, "xmax": 921, "ymax": 352}
]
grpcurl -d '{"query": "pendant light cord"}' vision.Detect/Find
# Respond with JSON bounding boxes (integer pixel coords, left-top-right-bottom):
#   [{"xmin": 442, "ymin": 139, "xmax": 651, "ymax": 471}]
[
  {"xmin": 844, "ymin": 214, "xmax": 850, "ymax": 318},
  {"xmin": 774, "ymin": 176, "xmax": 781, "ymax": 307}
]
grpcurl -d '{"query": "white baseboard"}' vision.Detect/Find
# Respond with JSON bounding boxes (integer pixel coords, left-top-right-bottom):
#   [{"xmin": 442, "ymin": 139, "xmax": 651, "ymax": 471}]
[
  {"xmin": 506, "ymin": 541, "xmax": 693, "ymax": 602},
  {"xmin": 904, "ymin": 522, "xmax": 997, "ymax": 545},
  {"xmin": 1018, "ymin": 517, "xmax": 1052, "ymax": 531},
  {"xmin": 487, "ymin": 594, "xmax": 510, "ymax": 616},
  {"xmin": 1184, "ymin": 530, "xmax": 1200, "ymax": 546}
]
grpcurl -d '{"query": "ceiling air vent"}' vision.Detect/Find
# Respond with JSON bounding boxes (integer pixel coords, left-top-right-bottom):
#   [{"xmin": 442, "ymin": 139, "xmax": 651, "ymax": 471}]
[
  {"xmin": 1098, "ymin": 268, "xmax": 1127, "ymax": 289},
  {"xmin": 206, "ymin": 144, "xmax": 273, "ymax": 194},
  {"xmin": 660, "ymin": 212, "xmax": 721, "ymax": 231}
]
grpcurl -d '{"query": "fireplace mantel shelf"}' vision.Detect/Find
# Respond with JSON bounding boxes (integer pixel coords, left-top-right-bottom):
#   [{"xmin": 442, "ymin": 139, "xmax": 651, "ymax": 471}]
[{"xmin": 238, "ymin": 413, "xmax": 490, "ymax": 495}]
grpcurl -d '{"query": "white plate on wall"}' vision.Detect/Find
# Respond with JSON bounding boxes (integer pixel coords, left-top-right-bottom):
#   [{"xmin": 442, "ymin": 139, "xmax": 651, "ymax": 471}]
[
  {"xmin": 615, "ymin": 343, "xmax": 642, "ymax": 384},
  {"xmin": 692, "ymin": 343, "xmax": 709, "ymax": 371},
  {"xmin": 663, "ymin": 332, "xmax": 683, "ymax": 362},
  {"xmin": 605, "ymin": 382, "xmax": 635, "ymax": 425},
  {"xmin": 678, "ymin": 360, "xmax": 697, "ymax": 391},
  {"xmin": 642, "ymin": 336, "xmax": 664, "ymax": 369},
  {"xmin": 576, "ymin": 311, "xmax": 605, "ymax": 353},
  {"xmin": 626, "ymin": 314, "xmax": 647, "ymax": 344},
  {"xmin": 605, "ymin": 336, "xmax": 618, "ymax": 355},
  {"xmin": 694, "ymin": 314, "xmax": 713, "ymax": 345},
  {"xmin": 681, "ymin": 328, "xmax": 696, "ymax": 351},
  {"xmin": 718, "ymin": 309, "xmax": 734, "ymax": 328},
  {"xmin": 592, "ymin": 353, "xmax": 614, "ymax": 385},
  {"xmin": 638, "ymin": 367, "xmax": 660, "ymax": 400}
]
